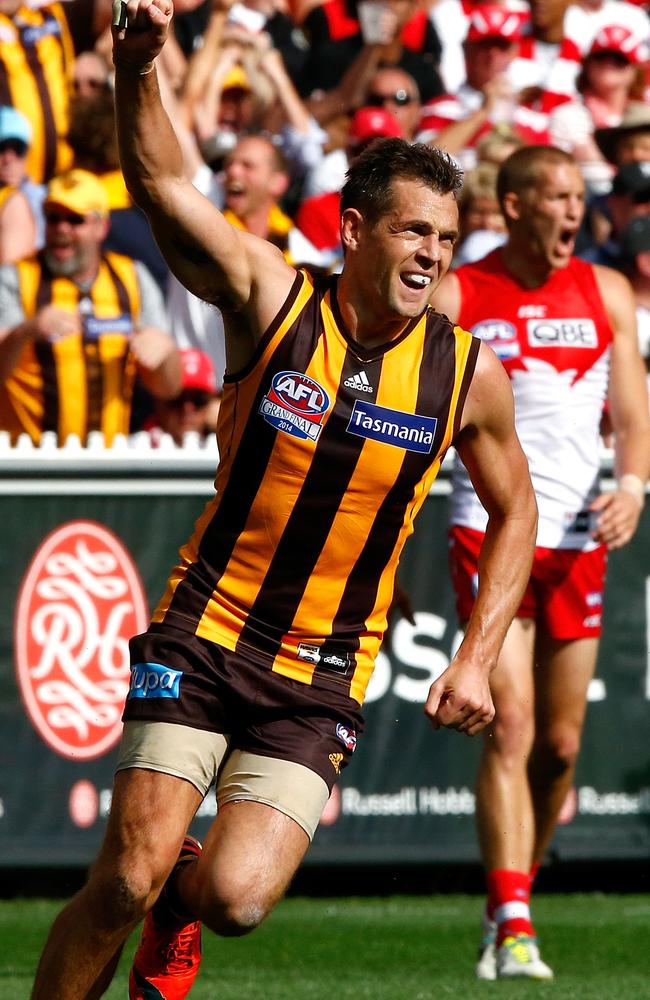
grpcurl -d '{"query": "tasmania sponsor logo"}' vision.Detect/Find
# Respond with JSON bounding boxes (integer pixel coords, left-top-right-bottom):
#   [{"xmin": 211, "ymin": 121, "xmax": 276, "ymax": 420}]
[
  {"xmin": 527, "ymin": 318, "xmax": 598, "ymax": 348},
  {"xmin": 336, "ymin": 723, "xmax": 357, "ymax": 752},
  {"xmin": 347, "ymin": 400, "xmax": 436, "ymax": 454},
  {"xmin": 22, "ymin": 20, "xmax": 62, "ymax": 45},
  {"xmin": 15, "ymin": 521, "xmax": 149, "ymax": 761},
  {"xmin": 471, "ymin": 319, "xmax": 520, "ymax": 360},
  {"xmin": 128, "ymin": 662, "xmax": 183, "ymax": 699},
  {"xmin": 83, "ymin": 315, "xmax": 134, "ymax": 340},
  {"xmin": 259, "ymin": 370, "xmax": 330, "ymax": 441}
]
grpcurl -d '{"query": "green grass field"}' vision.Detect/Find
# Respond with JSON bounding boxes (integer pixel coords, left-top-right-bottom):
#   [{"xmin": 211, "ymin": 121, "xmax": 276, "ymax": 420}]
[{"xmin": 1, "ymin": 894, "xmax": 649, "ymax": 1000}]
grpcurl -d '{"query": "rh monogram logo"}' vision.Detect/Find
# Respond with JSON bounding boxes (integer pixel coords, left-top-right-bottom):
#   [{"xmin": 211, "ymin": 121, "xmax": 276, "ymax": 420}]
[{"xmin": 15, "ymin": 521, "xmax": 149, "ymax": 760}]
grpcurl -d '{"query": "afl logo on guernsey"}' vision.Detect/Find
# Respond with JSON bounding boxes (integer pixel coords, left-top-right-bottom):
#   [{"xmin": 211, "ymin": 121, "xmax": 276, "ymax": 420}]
[
  {"xmin": 260, "ymin": 371, "xmax": 330, "ymax": 442},
  {"xmin": 471, "ymin": 319, "xmax": 520, "ymax": 360}
]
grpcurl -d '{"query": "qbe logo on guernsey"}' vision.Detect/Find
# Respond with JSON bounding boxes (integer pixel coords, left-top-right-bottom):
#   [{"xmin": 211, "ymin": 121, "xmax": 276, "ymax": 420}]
[
  {"xmin": 260, "ymin": 371, "xmax": 330, "ymax": 441},
  {"xmin": 15, "ymin": 521, "xmax": 149, "ymax": 761},
  {"xmin": 527, "ymin": 317, "xmax": 598, "ymax": 348}
]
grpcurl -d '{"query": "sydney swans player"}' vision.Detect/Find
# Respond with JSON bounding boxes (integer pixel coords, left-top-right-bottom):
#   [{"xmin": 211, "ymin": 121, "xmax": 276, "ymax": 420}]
[{"xmin": 434, "ymin": 145, "xmax": 650, "ymax": 981}]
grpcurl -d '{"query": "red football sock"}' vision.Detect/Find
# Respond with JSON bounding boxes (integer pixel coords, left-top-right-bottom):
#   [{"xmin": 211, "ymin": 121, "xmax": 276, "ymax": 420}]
[
  {"xmin": 529, "ymin": 861, "xmax": 541, "ymax": 891},
  {"xmin": 487, "ymin": 869, "xmax": 536, "ymax": 944}
]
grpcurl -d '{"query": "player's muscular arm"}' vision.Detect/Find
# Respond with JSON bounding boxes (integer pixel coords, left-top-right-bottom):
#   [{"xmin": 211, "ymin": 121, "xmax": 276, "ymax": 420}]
[
  {"xmin": 591, "ymin": 266, "xmax": 650, "ymax": 549},
  {"xmin": 112, "ymin": 0, "xmax": 295, "ymax": 338},
  {"xmin": 424, "ymin": 343, "xmax": 537, "ymax": 736}
]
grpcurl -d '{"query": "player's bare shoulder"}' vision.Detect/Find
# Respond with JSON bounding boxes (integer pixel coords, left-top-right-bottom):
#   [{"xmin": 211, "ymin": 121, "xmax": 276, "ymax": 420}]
[
  {"xmin": 460, "ymin": 339, "xmax": 515, "ymax": 436},
  {"xmin": 591, "ymin": 262, "xmax": 637, "ymax": 334}
]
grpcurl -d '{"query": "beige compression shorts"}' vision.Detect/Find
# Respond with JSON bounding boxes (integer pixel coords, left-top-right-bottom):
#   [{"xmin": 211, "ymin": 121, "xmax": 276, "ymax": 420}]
[{"xmin": 117, "ymin": 720, "xmax": 331, "ymax": 840}]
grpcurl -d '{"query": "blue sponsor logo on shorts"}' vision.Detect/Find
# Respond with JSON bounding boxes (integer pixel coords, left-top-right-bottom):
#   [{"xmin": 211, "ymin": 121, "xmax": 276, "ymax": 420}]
[
  {"xmin": 128, "ymin": 662, "xmax": 183, "ymax": 699},
  {"xmin": 347, "ymin": 400, "xmax": 437, "ymax": 453}
]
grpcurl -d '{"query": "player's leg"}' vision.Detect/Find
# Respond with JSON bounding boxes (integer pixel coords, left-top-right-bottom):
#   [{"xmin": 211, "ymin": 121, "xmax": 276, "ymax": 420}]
[
  {"xmin": 529, "ymin": 544, "xmax": 606, "ymax": 867},
  {"xmin": 530, "ymin": 633, "xmax": 599, "ymax": 866},
  {"xmin": 177, "ymin": 799, "xmax": 311, "ymax": 934},
  {"xmin": 31, "ymin": 766, "xmax": 203, "ymax": 1000},
  {"xmin": 475, "ymin": 619, "xmax": 554, "ymax": 980},
  {"xmin": 180, "ymin": 749, "xmax": 328, "ymax": 933},
  {"xmin": 129, "ymin": 749, "xmax": 329, "ymax": 998},
  {"xmin": 476, "ymin": 618, "xmax": 537, "ymax": 874}
]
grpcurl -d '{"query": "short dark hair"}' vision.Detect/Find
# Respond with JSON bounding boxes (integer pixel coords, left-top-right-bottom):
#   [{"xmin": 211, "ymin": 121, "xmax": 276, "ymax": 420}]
[
  {"xmin": 340, "ymin": 139, "xmax": 463, "ymax": 226},
  {"xmin": 496, "ymin": 145, "xmax": 577, "ymax": 210}
]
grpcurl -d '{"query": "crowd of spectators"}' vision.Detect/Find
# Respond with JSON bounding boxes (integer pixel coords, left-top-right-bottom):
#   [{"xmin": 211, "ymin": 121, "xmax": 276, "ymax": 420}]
[{"xmin": 0, "ymin": 0, "xmax": 648, "ymax": 447}]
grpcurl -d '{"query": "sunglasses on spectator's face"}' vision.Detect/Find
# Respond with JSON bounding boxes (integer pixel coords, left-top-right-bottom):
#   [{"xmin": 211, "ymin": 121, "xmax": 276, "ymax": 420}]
[
  {"xmin": 73, "ymin": 76, "xmax": 108, "ymax": 92},
  {"xmin": 366, "ymin": 89, "xmax": 415, "ymax": 107},
  {"xmin": 0, "ymin": 139, "xmax": 28, "ymax": 157},
  {"xmin": 168, "ymin": 390, "xmax": 212, "ymax": 410},
  {"xmin": 45, "ymin": 210, "xmax": 87, "ymax": 227}
]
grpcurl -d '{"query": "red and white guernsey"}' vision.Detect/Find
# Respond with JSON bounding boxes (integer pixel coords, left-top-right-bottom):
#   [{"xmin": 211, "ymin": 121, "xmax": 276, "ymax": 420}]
[{"xmin": 450, "ymin": 251, "xmax": 614, "ymax": 549}]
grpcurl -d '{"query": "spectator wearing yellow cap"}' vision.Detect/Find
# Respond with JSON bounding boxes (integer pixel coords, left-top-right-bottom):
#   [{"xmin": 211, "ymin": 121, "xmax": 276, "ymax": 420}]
[{"xmin": 0, "ymin": 168, "xmax": 181, "ymax": 446}]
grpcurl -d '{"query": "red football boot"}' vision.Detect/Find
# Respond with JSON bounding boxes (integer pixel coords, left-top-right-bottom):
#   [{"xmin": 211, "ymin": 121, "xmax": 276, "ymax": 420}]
[{"xmin": 129, "ymin": 835, "xmax": 203, "ymax": 1000}]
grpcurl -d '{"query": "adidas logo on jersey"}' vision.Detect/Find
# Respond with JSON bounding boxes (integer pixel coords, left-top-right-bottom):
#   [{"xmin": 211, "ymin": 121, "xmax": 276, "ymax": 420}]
[{"xmin": 344, "ymin": 370, "xmax": 373, "ymax": 393}]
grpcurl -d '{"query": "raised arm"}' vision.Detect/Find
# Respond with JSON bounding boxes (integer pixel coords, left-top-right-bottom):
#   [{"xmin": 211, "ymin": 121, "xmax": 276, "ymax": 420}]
[
  {"xmin": 112, "ymin": 0, "xmax": 296, "ymax": 340},
  {"xmin": 424, "ymin": 342, "xmax": 538, "ymax": 735},
  {"xmin": 590, "ymin": 265, "xmax": 650, "ymax": 548}
]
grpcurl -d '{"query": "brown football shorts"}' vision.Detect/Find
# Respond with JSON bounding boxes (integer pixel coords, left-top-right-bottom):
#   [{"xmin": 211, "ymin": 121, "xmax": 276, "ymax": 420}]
[{"xmin": 118, "ymin": 624, "xmax": 364, "ymax": 838}]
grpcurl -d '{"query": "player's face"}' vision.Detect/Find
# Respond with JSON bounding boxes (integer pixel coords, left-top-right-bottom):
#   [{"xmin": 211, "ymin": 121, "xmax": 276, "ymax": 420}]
[
  {"xmin": 358, "ymin": 178, "xmax": 459, "ymax": 319},
  {"xmin": 516, "ymin": 163, "xmax": 585, "ymax": 270}
]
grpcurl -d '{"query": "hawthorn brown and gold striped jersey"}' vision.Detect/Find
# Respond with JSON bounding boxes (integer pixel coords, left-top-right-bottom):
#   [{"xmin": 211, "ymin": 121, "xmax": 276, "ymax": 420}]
[
  {"xmin": 0, "ymin": 251, "xmax": 141, "ymax": 444},
  {"xmin": 0, "ymin": 4, "xmax": 74, "ymax": 183},
  {"xmin": 153, "ymin": 271, "xmax": 480, "ymax": 705}
]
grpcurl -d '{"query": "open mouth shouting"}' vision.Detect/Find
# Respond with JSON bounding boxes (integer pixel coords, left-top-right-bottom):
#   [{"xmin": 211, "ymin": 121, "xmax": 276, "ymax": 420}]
[{"xmin": 401, "ymin": 271, "xmax": 432, "ymax": 290}]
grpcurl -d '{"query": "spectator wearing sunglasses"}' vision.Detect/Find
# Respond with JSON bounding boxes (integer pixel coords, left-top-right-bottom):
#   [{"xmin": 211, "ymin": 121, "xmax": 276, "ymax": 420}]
[
  {"xmin": 0, "ymin": 105, "xmax": 40, "ymax": 264},
  {"xmin": 145, "ymin": 348, "xmax": 222, "ymax": 447},
  {"xmin": 364, "ymin": 66, "xmax": 421, "ymax": 139},
  {"xmin": 0, "ymin": 168, "xmax": 181, "ymax": 446}
]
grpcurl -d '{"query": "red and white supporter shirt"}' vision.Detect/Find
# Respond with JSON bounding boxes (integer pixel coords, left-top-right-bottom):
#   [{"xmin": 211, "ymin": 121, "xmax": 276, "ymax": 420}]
[
  {"xmin": 416, "ymin": 85, "xmax": 550, "ymax": 171},
  {"xmin": 450, "ymin": 251, "xmax": 614, "ymax": 549},
  {"xmin": 507, "ymin": 36, "xmax": 583, "ymax": 112}
]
